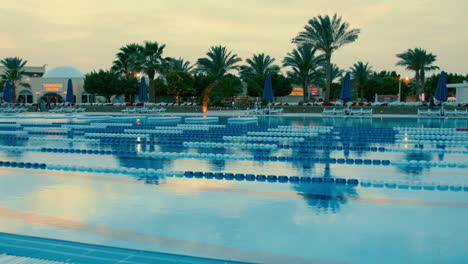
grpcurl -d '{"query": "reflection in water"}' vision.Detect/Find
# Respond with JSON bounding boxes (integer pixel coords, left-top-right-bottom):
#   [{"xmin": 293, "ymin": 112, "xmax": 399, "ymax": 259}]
[
  {"xmin": 291, "ymin": 166, "xmax": 358, "ymax": 213},
  {"xmin": 0, "ymin": 137, "xmax": 27, "ymax": 159},
  {"xmin": 397, "ymin": 151, "xmax": 433, "ymax": 176}
]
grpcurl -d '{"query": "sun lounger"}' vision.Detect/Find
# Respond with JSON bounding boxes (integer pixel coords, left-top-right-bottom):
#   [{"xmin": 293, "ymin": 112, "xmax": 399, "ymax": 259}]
[
  {"xmin": 444, "ymin": 109, "xmax": 457, "ymax": 116},
  {"xmin": 350, "ymin": 108, "xmax": 372, "ymax": 115},
  {"xmin": 418, "ymin": 109, "xmax": 441, "ymax": 116},
  {"xmin": 322, "ymin": 108, "xmax": 335, "ymax": 115},
  {"xmin": 245, "ymin": 108, "xmax": 266, "ymax": 114},
  {"xmin": 455, "ymin": 109, "xmax": 468, "ymax": 116},
  {"xmin": 269, "ymin": 108, "xmax": 284, "ymax": 114},
  {"xmin": 334, "ymin": 109, "xmax": 345, "ymax": 115},
  {"xmin": 138, "ymin": 107, "xmax": 149, "ymax": 113}
]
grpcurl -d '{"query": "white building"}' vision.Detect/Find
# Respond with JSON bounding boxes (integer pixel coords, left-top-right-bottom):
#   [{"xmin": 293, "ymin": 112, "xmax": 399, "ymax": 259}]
[
  {"xmin": 1, "ymin": 65, "xmax": 91, "ymax": 104},
  {"xmin": 447, "ymin": 81, "xmax": 468, "ymax": 104}
]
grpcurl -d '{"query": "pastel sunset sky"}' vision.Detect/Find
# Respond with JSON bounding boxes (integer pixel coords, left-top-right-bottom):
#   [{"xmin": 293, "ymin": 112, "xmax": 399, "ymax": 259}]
[{"xmin": 1, "ymin": 0, "xmax": 467, "ymax": 77}]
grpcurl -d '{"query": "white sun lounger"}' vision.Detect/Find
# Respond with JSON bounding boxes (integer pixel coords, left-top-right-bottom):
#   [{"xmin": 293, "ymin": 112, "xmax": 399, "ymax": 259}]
[
  {"xmin": 322, "ymin": 108, "xmax": 335, "ymax": 115},
  {"xmin": 418, "ymin": 109, "xmax": 441, "ymax": 116},
  {"xmin": 269, "ymin": 108, "xmax": 284, "ymax": 114}
]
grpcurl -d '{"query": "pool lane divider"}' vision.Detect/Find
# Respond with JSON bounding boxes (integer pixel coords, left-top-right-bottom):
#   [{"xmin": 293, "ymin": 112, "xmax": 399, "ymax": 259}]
[
  {"xmin": 3, "ymin": 145, "xmax": 468, "ymax": 169},
  {"xmin": 0, "ymin": 160, "xmax": 466, "ymax": 193}
]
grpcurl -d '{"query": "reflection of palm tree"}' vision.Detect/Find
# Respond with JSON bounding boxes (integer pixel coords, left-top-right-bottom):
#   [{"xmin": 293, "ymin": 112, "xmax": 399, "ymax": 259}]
[
  {"xmin": 0, "ymin": 137, "xmax": 27, "ymax": 159},
  {"xmin": 292, "ymin": 167, "xmax": 358, "ymax": 213},
  {"xmin": 396, "ymin": 151, "xmax": 433, "ymax": 176}
]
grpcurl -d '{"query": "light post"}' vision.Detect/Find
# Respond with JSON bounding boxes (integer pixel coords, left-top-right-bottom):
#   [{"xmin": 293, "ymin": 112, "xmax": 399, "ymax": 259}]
[{"xmin": 398, "ymin": 76, "xmax": 410, "ymax": 102}]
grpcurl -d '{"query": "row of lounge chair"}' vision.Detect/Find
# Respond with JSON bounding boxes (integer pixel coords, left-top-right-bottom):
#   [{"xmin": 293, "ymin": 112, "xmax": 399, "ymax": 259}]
[
  {"xmin": 245, "ymin": 108, "xmax": 284, "ymax": 115},
  {"xmin": 121, "ymin": 107, "xmax": 166, "ymax": 114},
  {"xmin": 322, "ymin": 108, "xmax": 373, "ymax": 116},
  {"xmin": 49, "ymin": 107, "xmax": 86, "ymax": 113},
  {"xmin": 0, "ymin": 107, "xmax": 28, "ymax": 113},
  {"xmin": 418, "ymin": 109, "xmax": 468, "ymax": 116}
]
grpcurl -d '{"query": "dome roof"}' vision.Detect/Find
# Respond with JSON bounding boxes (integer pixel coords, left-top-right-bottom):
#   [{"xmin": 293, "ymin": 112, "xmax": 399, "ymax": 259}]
[{"xmin": 42, "ymin": 66, "xmax": 84, "ymax": 78}]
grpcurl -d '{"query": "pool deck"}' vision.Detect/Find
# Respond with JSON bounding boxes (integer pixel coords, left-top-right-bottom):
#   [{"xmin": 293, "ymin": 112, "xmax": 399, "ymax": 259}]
[{"xmin": 0, "ymin": 232, "xmax": 251, "ymax": 264}]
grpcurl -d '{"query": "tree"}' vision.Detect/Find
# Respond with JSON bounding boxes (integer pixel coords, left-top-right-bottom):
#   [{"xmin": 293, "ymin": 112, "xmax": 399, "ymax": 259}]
[
  {"xmin": 396, "ymin": 48, "xmax": 439, "ymax": 100},
  {"xmin": 84, "ymin": 70, "xmax": 137, "ymax": 102},
  {"xmin": 240, "ymin": 53, "xmax": 280, "ymax": 79},
  {"xmin": 166, "ymin": 70, "xmax": 195, "ymax": 102},
  {"xmin": 165, "ymin": 57, "xmax": 194, "ymax": 73},
  {"xmin": 133, "ymin": 41, "xmax": 167, "ymax": 102},
  {"xmin": 0, "ymin": 57, "xmax": 30, "ymax": 103},
  {"xmin": 361, "ymin": 71, "xmax": 403, "ymax": 101},
  {"xmin": 350, "ymin": 61, "xmax": 373, "ymax": 99},
  {"xmin": 196, "ymin": 45, "xmax": 242, "ymax": 111},
  {"xmin": 111, "ymin": 43, "xmax": 141, "ymax": 78},
  {"xmin": 193, "ymin": 74, "xmax": 214, "ymax": 97},
  {"xmin": 283, "ymin": 44, "xmax": 324, "ymax": 101},
  {"xmin": 210, "ymin": 74, "xmax": 243, "ymax": 106},
  {"xmin": 271, "ymin": 73, "xmax": 293, "ymax": 98},
  {"xmin": 292, "ymin": 14, "xmax": 360, "ymax": 102},
  {"xmin": 245, "ymin": 73, "xmax": 292, "ymax": 98},
  {"xmin": 425, "ymin": 72, "xmax": 468, "ymax": 95}
]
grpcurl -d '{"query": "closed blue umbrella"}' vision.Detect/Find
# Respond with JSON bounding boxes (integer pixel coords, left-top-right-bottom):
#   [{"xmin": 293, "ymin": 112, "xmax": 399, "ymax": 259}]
[
  {"xmin": 2, "ymin": 80, "xmax": 12, "ymax": 103},
  {"xmin": 340, "ymin": 72, "xmax": 352, "ymax": 103},
  {"xmin": 138, "ymin": 77, "xmax": 148, "ymax": 102},
  {"xmin": 262, "ymin": 73, "xmax": 274, "ymax": 102},
  {"xmin": 66, "ymin": 79, "xmax": 74, "ymax": 103},
  {"xmin": 434, "ymin": 71, "xmax": 448, "ymax": 102}
]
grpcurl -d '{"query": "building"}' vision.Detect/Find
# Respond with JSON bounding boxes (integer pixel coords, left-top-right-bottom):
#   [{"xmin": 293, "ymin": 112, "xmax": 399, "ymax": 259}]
[
  {"xmin": 447, "ymin": 81, "xmax": 468, "ymax": 104},
  {"xmin": 282, "ymin": 84, "xmax": 323, "ymax": 103},
  {"xmin": 1, "ymin": 65, "xmax": 90, "ymax": 104}
]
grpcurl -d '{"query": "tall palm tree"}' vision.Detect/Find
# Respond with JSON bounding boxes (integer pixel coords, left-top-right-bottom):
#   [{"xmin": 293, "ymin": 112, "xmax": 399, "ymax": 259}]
[
  {"xmin": 240, "ymin": 53, "xmax": 280, "ymax": 79},
  {"xmin": 283, "ymin": 44, "xmax": 324, "ymax": 101},
  {"xmin": 350, "ymin": 61, "xmax": 373, "ymax": 99},
  {"xmin": 396, "ymin": 48, "xmax": 438, "ymax": 100},
  {"xmin": 292, "ymin": 14, "xmax": 360, "ymax": 102},
  {"xmin": 1, "ymin": 57, "xmax": 29, "ymax": 103},
  {"xmin": 111, "ymin": 43, "xmax": 141, "ymax": 78},
  {"xmin": 133, "ymin": 41, "xmax": 167, "ymax": 102},
  {"xmin": 196, "ymin": 45, "xmax": 241, "ymax": 112}
]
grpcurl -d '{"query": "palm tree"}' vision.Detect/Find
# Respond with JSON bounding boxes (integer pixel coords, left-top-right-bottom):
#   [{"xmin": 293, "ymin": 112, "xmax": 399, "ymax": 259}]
[
  {"xmin": 350, "ymin": 61, "xmax": 373, "ymax": 99},
  {"xmin": 196, "ymin": 45, "xmax": 241, "ymax": 112},
  {"xmin": 292, "ymin": 14, "xmax": 360, "ymax": 102},
  {"xmin": 240, "ymin": 53, "xmax": 280, "ymax": 79},
  {"xmin": 329, "ymin": 63, "xmax": 344, "ymax": 83},
  {"xmin": 396, "ymin": 48, "xmax": 438, "ymax": 100},
  {"xmin": 165, "ymin": 57, "xmax": 193, "ymax": 73},
  {"xmin": 111, "ymin": 43, "xmax": 141, "ymax": 78},
  {"xmin": 133, "ymin": 41, "xmax": 167, "ymax": 102},
  {"xmin": 1, "ymin": 57, "xmax": 29, "ymax": 103},
  {"xmin": 283, "ymin": 44, "xmax": 324, "ymax": 101}
]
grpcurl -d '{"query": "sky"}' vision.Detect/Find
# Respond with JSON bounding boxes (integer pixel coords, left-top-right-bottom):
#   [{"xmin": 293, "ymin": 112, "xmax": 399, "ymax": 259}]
[{"xmin": 1, "ymin": 0, "xmax": 467, "ymax": 78}]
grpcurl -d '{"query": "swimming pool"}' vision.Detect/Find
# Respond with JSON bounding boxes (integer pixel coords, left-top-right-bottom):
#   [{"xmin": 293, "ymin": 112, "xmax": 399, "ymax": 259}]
[{"xmin": 0, "ymin": 113, "xmax": 467, "ymax": 264}]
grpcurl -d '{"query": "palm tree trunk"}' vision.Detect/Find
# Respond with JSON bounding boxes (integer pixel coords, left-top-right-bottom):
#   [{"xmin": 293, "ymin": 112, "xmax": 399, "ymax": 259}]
[
  {"xmin": 148, "ymin": 78, "xmax": 155, "ymax": 102},
  {"xmin": 303, "ymin": 76, "xmax": 309, "ymax": 102},
  {"xmin": 420, "ymin": 69, "xmax": 426, "ymax": 101},
  {"xmin": 414, "ymin": 71, "xmax": 421, "ymax": 101},
  {"xmin": 12, "ymin": 84, "xmax": 17, "ymax": 103},
  {"xmin": 324, "ymin": 53, "xmax": 332, "ymax": 102},
  {"xmin": 360, "ymin": 83, "xmax": 364, "ymax": 100}
]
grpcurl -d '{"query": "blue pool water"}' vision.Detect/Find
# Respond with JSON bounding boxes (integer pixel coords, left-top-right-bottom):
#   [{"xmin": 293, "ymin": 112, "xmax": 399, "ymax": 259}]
[{"xmin": 0, "ymin": 113, "xmax": 467, "ymax": 264}]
